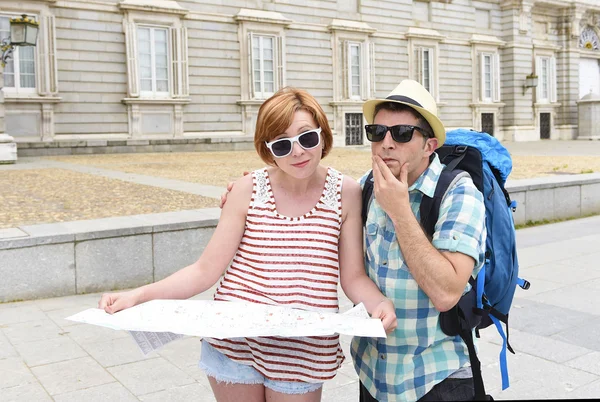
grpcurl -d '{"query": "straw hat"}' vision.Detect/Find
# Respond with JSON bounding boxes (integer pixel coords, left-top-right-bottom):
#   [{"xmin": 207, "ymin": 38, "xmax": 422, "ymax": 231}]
[{"xmin": 363, "ymin": 79, "xmax": 446, "ymax": 147}]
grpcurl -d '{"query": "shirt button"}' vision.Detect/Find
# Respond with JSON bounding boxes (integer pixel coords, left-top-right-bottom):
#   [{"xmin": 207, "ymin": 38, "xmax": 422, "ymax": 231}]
[
  {"xmin": 380, "ymin": 354, "xmax": 386, "ymax": 360},
  {"xmin": 382, "ymin": 261, "xmax": 388, "ymax": 266}
]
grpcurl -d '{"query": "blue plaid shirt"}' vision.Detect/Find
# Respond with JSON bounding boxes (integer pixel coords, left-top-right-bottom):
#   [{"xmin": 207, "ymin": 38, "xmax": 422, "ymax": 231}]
[{"xmin": 351, "ymin": 154, "xmax": 486, "ymax": 402}]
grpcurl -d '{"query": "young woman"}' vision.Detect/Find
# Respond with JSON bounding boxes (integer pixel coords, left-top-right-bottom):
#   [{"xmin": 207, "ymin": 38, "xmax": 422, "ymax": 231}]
[{"xmin": 98, "ymin": 87, "xmax": 397, "ymax": 402}]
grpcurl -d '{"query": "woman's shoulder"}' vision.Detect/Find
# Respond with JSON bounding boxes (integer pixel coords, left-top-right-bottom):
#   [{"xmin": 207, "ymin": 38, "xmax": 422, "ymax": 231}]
[
  {"xmin": 229, "ymin": 171, "xmax": 255, "ymax": 197},
  {"xmin": 340, "ymin": 173, "xmax": 361, "ymax": 193}
]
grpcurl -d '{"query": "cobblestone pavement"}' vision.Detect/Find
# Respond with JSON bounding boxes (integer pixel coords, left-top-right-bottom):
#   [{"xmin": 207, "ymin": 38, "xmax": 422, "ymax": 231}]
[{"xmin": 2, "ymin": 140, "xmax": 600, "ymax": 229}]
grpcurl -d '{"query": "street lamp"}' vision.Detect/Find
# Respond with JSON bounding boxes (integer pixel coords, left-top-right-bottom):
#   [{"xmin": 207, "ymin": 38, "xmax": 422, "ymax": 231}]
[
  {"xmin": 1, "ymin": 14, "xmax": 40, "ymax": 67},
  {"xmin": 0, "ymin": 14, "xmax": 39, "ymax": 164}
]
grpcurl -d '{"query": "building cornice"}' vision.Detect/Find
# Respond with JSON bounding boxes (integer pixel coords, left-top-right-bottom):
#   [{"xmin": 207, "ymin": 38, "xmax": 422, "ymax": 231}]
[
  {"xmin": 328, "ymin": 19, "xmax": 376, "ymax": 34},
  {"xmin": 470, "ymin": 34, "xmax": 506, "ymax": 47},
  {"xmin": 3, "ymin": 96, "xmax": 62, "ymax": 104},
  {"xmin": 532, "ymin": 40, "xmax": 562, "ymax": 51},
  {"xmin": 122, "ymin": 97, "xmax": 191, "ymax": 105},
  {"xmin": 405, "ymin": 27, "xmax": 445, "ymax": 41},
  {"xmin": 234, "ymin": 8, "xmax": 292, "ymax": 26},
  {"xmin": 118, "ymin": 0, "xmax": 188, "ymax": 16}
]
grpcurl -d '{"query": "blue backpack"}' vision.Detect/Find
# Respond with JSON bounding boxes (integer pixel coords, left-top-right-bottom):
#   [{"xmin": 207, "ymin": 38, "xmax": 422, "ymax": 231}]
[{"xmin": 361, "ymin": 128, "xmax": 530, "ymax": 400}]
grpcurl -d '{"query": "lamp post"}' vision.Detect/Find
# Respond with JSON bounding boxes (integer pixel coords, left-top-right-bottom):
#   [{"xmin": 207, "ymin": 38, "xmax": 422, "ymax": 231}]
[{"xmin": 0, "ymin": 14, "xmax": 40, "ymax": 164}]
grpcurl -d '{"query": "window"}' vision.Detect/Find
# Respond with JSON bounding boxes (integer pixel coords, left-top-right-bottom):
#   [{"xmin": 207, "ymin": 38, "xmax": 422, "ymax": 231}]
[
  {"xmin": 479, "ymin": 52, "xmax": 500, "ymax": 102},
  {"xmin": 414, "ymin": 47, "xmax": 434, "ymax": 94},
  {"xmin": 0, "ymin": 15, "xmax": 36, "ymax": 93},
  {"xmin": 137, "ymin": 26, "xmax": 169, "ymax": 97},
  {"xmin": 339, "ymin": 40, "xmax": 373, "ymax": 101},
  {"xmin": 345, "ymin": 113, "xmax": 363, "ymax": 145},
  {"xmin": 348, "ymin": 42, "xmax": 361, "ymax": 100},
  {"xmin": 251, "ymin": 34, "xmax": 276, "ymax": 98},
  {"xmin": 536, "ymin": 55, "xmax": 557, "ymax": 103}
]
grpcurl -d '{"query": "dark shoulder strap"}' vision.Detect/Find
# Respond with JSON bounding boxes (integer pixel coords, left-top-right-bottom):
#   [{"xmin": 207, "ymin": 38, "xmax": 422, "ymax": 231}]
[
  {"xmin": 419, "ymin": 167, "xmax": 463, "ymax": 238},
  {"xmin": 361, "ymin": 170, "xmax": 374, "ymax": 226}
]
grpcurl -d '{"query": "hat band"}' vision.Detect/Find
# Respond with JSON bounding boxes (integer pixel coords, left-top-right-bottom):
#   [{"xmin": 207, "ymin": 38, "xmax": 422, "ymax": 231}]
[{"xmin": 385, "ymin": 95, "xmax": 423, "ymax": 108}]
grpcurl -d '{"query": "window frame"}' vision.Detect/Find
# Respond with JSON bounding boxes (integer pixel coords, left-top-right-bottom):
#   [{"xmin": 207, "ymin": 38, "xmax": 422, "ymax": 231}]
[
  {"xmin": 347, "ymin": 41, "xmax": 362, "ymax": 100},
  {"xmin": 251, "ymin": 33, "xmax": 278, "ymax": 100},
  {"xmin": 413, "ymin": 46, "xmax": 435, "ymax": 96},
  {"xmin": 0, "ymin": 14, "xmax": 37, "ymax": 94},
  {"xmin": 479, "ymin": 51, "xmax": 500, "ymax": 103},
  {"xmin": 137, "ymin": 24, "xmax": 171, "ymax": 98},
  {"xmin": 535, "ymin": 54, "xmax": 557, "ymax": 104}
]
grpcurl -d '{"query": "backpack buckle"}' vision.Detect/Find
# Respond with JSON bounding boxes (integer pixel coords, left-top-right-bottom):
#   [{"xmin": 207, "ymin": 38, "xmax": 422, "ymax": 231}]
[{"xmin": 455, "ymin": 145, "xmax": 468, "ymax": 154}]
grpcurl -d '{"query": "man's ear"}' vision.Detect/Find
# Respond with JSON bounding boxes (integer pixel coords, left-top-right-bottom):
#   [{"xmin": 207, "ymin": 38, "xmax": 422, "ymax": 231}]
[{"xmin": 424, "ymin": 137, "xmax": 438, "ymax": 155}]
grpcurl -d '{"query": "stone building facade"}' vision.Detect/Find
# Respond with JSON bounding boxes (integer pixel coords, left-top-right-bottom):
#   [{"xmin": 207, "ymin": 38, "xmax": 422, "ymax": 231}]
[{"xmin": 2, "ymin": 0, "xmax": 600, "ymax": 152}]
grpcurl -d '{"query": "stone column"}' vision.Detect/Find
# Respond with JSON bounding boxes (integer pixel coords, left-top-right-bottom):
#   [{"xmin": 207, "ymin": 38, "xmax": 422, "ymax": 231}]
[
  {"xmin": 0, "ymin": 69, "xmax": 17, "ymax": 164},
  {"xmin": 499, "ymin": 0, "xmax": 536, "ymax": 141}
]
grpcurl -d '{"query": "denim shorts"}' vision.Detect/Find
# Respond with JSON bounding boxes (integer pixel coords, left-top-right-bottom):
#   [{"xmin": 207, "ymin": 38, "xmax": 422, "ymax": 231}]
[{"xmin": 198, "ymin": 340, "xmax": 323, "ymax": 395}]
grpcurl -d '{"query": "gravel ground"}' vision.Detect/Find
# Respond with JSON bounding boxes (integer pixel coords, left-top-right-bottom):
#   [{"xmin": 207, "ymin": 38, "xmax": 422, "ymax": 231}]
[
  {"xmin": 1, "ymin": 148, "xmax": 599, "ymax": 229},
  {"xmin": 0, "ymin": 168, "xmax": 219, "ymax": 229},
  {"xmin": 46, "ymin": 148, "xmax": 600, "ymax": 185}
]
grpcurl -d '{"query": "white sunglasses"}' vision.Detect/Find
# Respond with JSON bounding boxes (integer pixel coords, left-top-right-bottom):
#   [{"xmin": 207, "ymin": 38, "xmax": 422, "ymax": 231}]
[{"xmin": 265, "ymin": 127, "xmax": 322, "ymax": 158}]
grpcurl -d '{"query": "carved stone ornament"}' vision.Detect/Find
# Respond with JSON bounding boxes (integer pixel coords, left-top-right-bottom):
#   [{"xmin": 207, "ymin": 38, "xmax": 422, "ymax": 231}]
[{"xmin": 579, "ymin": 26, "xmax": 600, "ymax": 51}]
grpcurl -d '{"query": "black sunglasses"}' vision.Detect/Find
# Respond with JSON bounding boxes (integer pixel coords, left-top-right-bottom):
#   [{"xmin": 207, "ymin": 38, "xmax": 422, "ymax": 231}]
[{"xmin": 365, "ymin": 124, "xmax": 433, "ymax": 143}]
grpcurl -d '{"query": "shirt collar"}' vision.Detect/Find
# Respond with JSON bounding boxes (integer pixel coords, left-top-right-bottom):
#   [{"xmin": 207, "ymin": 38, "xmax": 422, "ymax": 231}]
[{"xmin": 408, "ymin": 153, "xmax": 442, "ymax": 198}]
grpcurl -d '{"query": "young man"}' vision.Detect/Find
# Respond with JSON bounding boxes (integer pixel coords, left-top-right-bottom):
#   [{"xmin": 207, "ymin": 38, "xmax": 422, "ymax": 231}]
[{"xmin": 353, "ymin": 80, "xmax": 486, "ymax": 402}]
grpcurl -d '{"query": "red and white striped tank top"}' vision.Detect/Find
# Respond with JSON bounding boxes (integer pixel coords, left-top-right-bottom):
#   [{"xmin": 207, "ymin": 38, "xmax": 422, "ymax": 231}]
[{"xmin": 205, "ymin": 167, "xmax": 345, "ymax": 383}]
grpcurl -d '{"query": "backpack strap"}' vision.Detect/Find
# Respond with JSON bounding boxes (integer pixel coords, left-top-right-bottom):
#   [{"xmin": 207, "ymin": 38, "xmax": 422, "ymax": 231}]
[
  {"xmin": 419, "ymin": 168, "xmax": 464, "ymax": 238},
  {"xmin": 421, "ymin": 165, "xmax": 490, "ymax": 401},
  {"xmin": 361, "ymin": 171, "xmax": 374, "ymax": 226}
]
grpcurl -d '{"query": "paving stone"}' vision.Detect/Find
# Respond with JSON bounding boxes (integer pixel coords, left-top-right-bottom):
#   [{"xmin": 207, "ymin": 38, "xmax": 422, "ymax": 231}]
[
  {"xmin": 138, "ymin": 383, "xmax": 216, "ymax": 402},
  {"xmin": 34, "ymin": 292, "xmax": 102, "ymax": 312},
  {"xmin": 516, "ymin": 236, "xmax": 598, "ymax": 269},
  {"xmin": 46, "ymin": 305, "xmax": 96, "ymax": 329},
  {"xmin": 480, "ymin": 328, "xmax": 592, "ymax": 364},
  {"xmin": 513, "ymin": 277, "xmax": 569, "ymax": 299},
  {"xmin": 107, "ymin": 357, "xmax": 195, "ymax": 396},
  {"xmin": 321, "ymin": 381, "xmax": 359, "ymax": 402},
  {"xmin": 64, "ymin": 322, "xmax": 129, "ymax": 345},
  {"xmin": 0, "ymin": 330, "xmax": 18, "ymax": 359},
  {"xmin": 501, "ymin": 351, "xmax": 598, "ymax": 392},
  {"xmin": 568, "ymin": 379, "xmax": 600, "ymax": 399},
  {"xmin": 520, "ymin": 260, "xmax": 600, "ymax": 287},
  {"xmin": 52, "ymin": 382, "xmax": 138, "ymax": 402},
  {"xmin": 551, "ymin": 316, "xmax": 600, "ymax": 352},
  {"xmin": 156, "ymin": 336, "xmax": 203, "ymax": 381},
  {"xmin": 489, "ymin": 378, "xmax": 577, "ymax": 400},
  {"xmin": 326, "ymin": 370, "xmax": 356, "ymax": 389},
  {"xmin": 0, "ymin": 357, "xmax": 36, "ymax": 389},
  {"xmin": 82, "ymin": 335, "xmax": 155, "ymax": 367},
  {"xmin": 13, "ymin": 335, "xmax": 88, "ymax": 367},
  {"xmin": 2, "ymin": 318, "xmax": 65, "ymax": 346},
  {"xmin": 30, "ymin": 356, "xmax": 114, "ymax": 396},
  {"xmin": 0, "ymin": 228, "xmax": 29, "ymax": 239},
  {"xmin": 509, "ymin": 298, "xmax": 595, "ymax": 337},
  {"xmin": 565, "ymin": 351, "xmax": 600, "ymax": 376},
  {"xmin": 529, "ymin": 283, "xmax": 600, "ymax": 316},
  {"xmin": 0, "ymin": 381, "xmax": 52, "ymax": 401},
  {"xmin": 0, "ymin": 303, "xmax": 46, "ymax": 325}
]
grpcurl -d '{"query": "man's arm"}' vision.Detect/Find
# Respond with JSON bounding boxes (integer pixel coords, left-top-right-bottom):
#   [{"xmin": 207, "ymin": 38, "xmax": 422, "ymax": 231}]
[{"xmin": 371, "ymin": 156, "xmax": 484, "ymax": 312}]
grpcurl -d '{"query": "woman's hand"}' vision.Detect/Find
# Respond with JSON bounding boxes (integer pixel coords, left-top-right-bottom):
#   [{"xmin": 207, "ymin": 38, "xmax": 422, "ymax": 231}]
[
  {"xmin": 98, "ymin": 289, "xmax": 143, "ymax": 314},
  {"xmin": 371, "ymin": 298, "xmax": 398, "ymax": 333}
]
